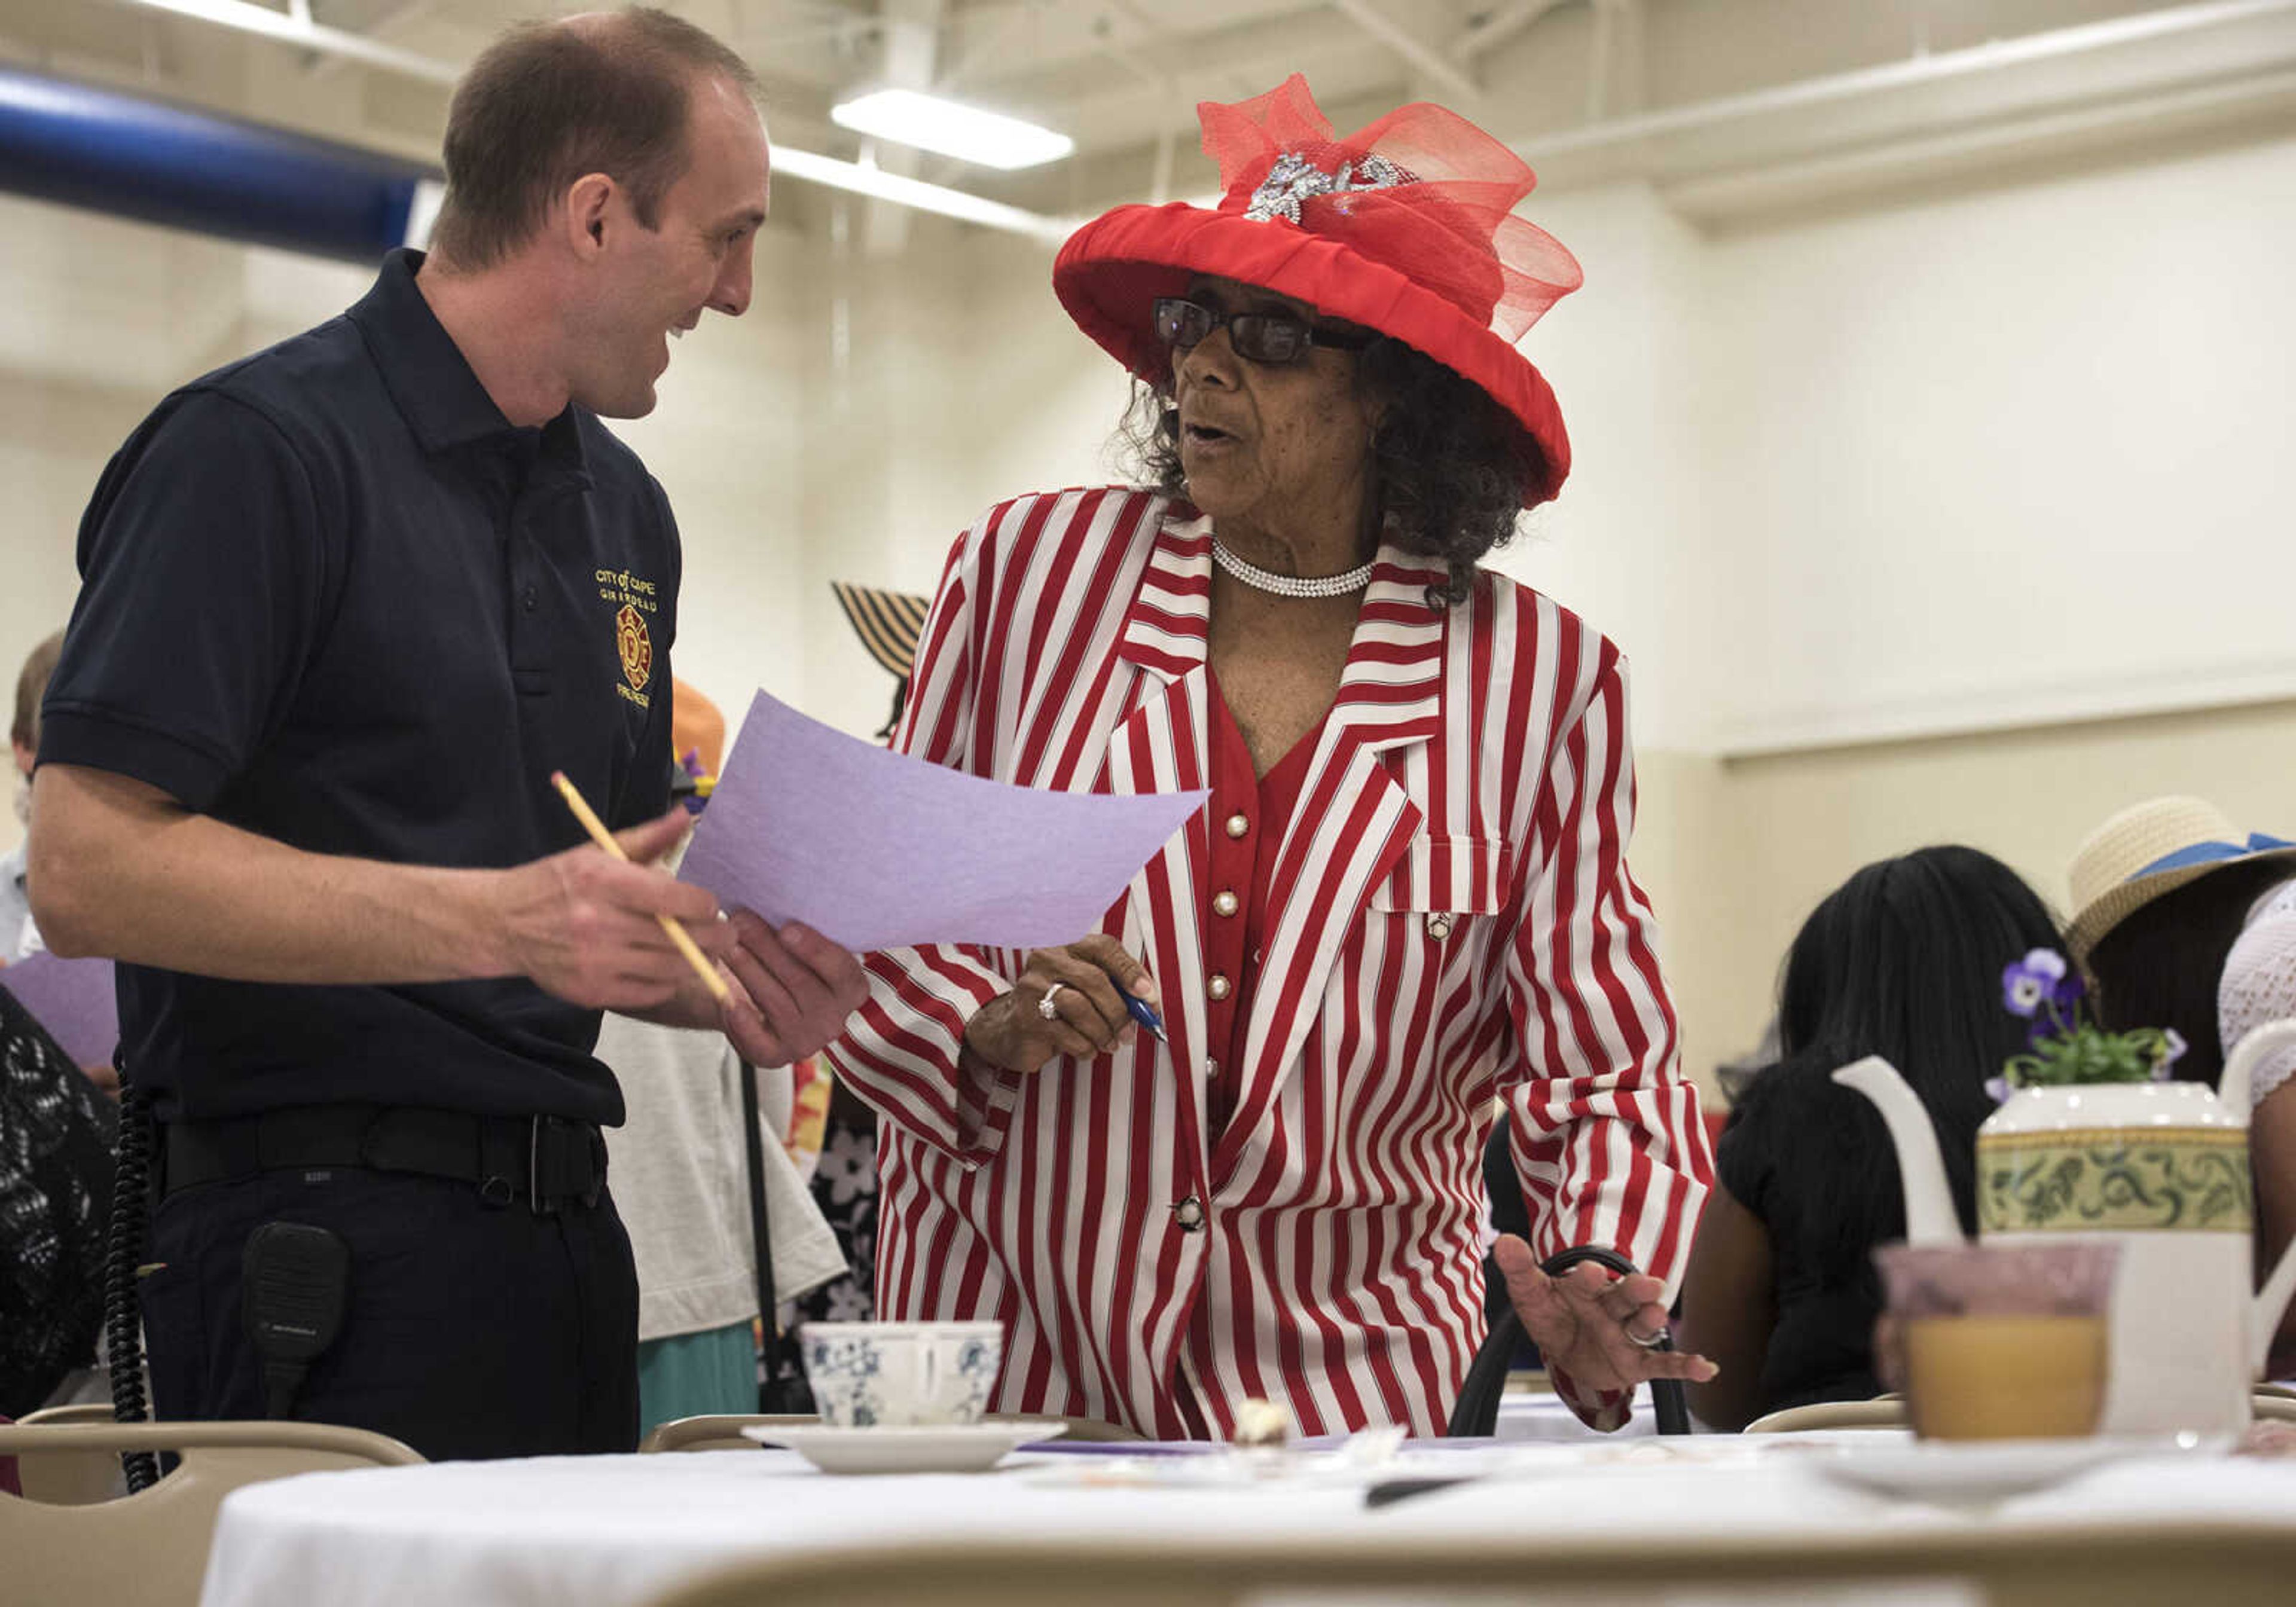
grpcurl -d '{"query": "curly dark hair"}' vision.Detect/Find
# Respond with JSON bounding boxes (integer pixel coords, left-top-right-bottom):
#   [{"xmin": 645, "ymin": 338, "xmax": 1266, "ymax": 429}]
[{"xmin": 1113, "ymin": 337, "xmax": 1547, "ymax": 609}]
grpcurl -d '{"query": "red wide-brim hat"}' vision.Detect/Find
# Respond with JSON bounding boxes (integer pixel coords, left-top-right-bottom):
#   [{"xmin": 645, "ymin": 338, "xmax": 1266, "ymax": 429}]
[{"xmin": 1054, "ymin": 75, "xmax": 1583, "ymax": 508}]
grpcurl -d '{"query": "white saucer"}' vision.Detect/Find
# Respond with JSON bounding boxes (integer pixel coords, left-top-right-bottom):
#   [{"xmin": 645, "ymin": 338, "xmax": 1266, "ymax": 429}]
[
  {"xmin": 1816, "ymin": 1435, "xmax": 2221, "ymax": 1505},
  {"xmin": 743, "ymin": 1420, "xmax": 1068, "ymax": 1475}
]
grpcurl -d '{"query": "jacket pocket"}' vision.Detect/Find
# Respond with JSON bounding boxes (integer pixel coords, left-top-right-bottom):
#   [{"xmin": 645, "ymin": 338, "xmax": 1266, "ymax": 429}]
[{"xmin": 1368, "ymin": 836, "xmax": 1512, "ymax": 937}]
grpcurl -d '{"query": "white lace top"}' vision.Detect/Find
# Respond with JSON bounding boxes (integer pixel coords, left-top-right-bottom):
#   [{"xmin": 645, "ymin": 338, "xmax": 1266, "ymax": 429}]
[{"xmin": 2220, "ymin": 878, "xmax": 2296, "ymax": 1110}]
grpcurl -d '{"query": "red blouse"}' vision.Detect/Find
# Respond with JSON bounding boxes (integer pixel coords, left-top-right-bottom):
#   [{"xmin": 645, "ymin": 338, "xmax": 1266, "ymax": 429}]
[{"xmin": 1198, "ymin": 669, "xmax": 1324, "ymax": 1139}]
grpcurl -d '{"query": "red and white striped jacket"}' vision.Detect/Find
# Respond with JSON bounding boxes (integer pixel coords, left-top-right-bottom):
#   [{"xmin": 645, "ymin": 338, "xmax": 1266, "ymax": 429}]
[{"xmin": 823, "ymin": 488, "xmax": 1711, "ymax": 1438}]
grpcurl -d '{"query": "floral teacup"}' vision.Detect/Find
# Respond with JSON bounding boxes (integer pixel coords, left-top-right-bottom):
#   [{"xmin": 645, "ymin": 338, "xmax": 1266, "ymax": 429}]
[{"xmin": 799, "ymin": 1321, "xmax": 1003, "ymax": 1428}]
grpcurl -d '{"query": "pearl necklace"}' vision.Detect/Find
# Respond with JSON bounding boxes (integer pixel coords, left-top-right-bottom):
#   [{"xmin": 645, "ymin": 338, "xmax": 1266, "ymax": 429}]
[{"xmin": 1211, "ymin": 539, "xmax": 1374, "ymax": 599}]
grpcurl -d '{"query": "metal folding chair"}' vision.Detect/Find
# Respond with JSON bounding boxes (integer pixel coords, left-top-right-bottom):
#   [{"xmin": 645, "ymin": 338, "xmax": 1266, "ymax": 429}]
[{"xmin": 1447, "ymin": 1245, "xmax": 1691, "ymax": 1437}]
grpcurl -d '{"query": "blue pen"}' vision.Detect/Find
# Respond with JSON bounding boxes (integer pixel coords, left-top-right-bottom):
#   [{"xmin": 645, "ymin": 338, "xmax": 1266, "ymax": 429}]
[{"xmin": 1124, "ymin": 993, "xmax": 1168, "ymax": 1043}]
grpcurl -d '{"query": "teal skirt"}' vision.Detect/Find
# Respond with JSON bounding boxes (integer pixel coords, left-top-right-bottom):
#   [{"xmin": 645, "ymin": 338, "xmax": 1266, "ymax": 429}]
[{"xmin": 636, "ymin": 1319, "xmax": 756, "ymax": 1439}]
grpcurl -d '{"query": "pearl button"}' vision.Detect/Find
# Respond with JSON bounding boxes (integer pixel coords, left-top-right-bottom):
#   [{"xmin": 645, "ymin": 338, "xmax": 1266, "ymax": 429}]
[
  {"xmin": 1225, "ymin": 813, "xmax": 1250, "ymax": 839},
  {"xmin": 1174, "ymin": 1196, "xmax": 1205, "ymax": 1231},
  {"xmin": 1205, "ymin": 1058, "xmax": 1219, "ymax": 1079},
  {"xmin": 1426, "ymin": 912, "xmax": 1455, "ymax": 940},
  {"xmin": 1207, "ymin": 973, "xmax": 1232, "ymax": 1001},
  {"xmin": 1213, "ymin": 890, "xmax": 1240, "ymax": 917}
]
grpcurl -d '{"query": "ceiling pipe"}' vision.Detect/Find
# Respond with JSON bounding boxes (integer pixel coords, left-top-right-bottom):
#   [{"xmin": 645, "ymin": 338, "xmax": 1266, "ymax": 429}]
[
  {"xmin": 109, "ymin": 0, "xmax": 459, "ymax": 87},
  {"xmin": 1452, "ymin": 0, "xmax": 1571, "ymax": 63},
  {"xmin": 1329, "ymin": 0, "xmax": 1482, "ymax": 102},
  {"xmin": 1512, "ymin": 0, "xmax": 2296, "ymax": 160},
  {"xmin": 91, "ymin": 0, "xmax": 1073, "ymax": 245},
  {"xmin": 0, "ymin": 62, "xmax": 436, "ymax": 262}
]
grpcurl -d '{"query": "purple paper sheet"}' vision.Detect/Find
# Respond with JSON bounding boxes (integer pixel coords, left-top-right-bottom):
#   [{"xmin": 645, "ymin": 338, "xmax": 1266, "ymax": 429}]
[
  {"xmin": 679, "ymin": 691, "xmax": 1208, "ymax": 952},
  {"xmin": 1, "ymin": 951, "xmax": 120, "ymax": 1068}
]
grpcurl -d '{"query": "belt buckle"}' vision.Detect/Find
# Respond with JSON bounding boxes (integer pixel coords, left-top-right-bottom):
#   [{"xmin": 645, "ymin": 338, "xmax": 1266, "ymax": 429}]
[
  {"xmin": 529, "ymin": 1116, "xmax": 555, "ymax": 1217},
  {"xmin": 582, "ymin": 1127, "xmax": 604, "ymax": 1210},
  {"xmin": 526, "ymin": 1115, "xmax": 598, "ymax": 1214}
]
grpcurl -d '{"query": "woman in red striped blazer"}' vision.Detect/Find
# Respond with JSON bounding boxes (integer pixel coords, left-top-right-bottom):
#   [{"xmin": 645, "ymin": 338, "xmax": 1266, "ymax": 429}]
[{"xmin": 823, "ymin": 76, "xmax": 1715, "ymax": 1439}]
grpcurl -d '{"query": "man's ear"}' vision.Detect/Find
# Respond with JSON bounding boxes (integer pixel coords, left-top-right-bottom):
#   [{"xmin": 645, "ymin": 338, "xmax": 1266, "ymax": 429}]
[{"xmin": 564, "ymin": 172, "xmax": 616, "ymax": 256}]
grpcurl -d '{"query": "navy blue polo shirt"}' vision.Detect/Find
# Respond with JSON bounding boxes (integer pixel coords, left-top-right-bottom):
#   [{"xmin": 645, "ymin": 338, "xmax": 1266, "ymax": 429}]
[{"xmin": 39, "ymin": 249, "xmax": 678, "ymax": 1126}]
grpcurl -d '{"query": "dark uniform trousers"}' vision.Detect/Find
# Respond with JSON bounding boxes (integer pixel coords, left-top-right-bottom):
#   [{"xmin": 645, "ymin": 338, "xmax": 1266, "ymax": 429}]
[{"xmin": 141, "ymin": 1162, "xmax": 640, "ymax": 1461}]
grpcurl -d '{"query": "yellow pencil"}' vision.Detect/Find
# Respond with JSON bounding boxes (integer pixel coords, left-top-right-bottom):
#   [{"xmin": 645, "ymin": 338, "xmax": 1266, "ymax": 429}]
[{"xmin": 549, "ymin": 770, "xmax": 731, "ymax": 1004}]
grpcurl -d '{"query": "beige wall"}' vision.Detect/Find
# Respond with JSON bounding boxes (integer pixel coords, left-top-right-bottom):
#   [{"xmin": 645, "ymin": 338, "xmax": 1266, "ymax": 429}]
[
  {"xmin": 789, "ymin": 213, "xmax": 1131, "ymax": 744},
  {"xmin": 1698, "ymin": 129, "xmax": 2296, "ymax": 753},
  {"xmin": 0, "ymin": 195, "xmax": 264, "ymax": 861}
]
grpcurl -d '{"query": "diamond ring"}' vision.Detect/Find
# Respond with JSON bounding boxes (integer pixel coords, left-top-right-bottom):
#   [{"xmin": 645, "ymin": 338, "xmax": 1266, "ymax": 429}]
[{"xmin": 1037, "ymin": 982, "xmax": 1068, "ymax": 1021}]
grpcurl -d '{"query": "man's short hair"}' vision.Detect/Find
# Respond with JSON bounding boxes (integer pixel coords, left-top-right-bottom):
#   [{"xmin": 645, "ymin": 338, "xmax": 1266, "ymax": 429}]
[
  {"xmin": 13, "ymin": 629, "xmax": 64, "ymax": 751},
  {"xmin": 428, "ymin": 7, "xmax": 760, "ymax": 271}
]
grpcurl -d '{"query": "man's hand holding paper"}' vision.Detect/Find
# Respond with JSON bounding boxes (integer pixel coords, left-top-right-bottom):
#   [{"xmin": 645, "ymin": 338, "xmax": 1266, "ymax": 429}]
[{"xmin": 715, "ymin": 908, "xmax": 869, "ymax": 1068}]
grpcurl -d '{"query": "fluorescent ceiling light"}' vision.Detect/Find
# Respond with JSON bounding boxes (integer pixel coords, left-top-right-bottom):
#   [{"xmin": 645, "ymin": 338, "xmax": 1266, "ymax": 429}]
[
  {"xmin": 773, "ymin": 147, "xmax": 1071, "ymax": 243},
  {"xmin": 830, "ymin": 88, "xmax": 1073, "ymax": 170}
]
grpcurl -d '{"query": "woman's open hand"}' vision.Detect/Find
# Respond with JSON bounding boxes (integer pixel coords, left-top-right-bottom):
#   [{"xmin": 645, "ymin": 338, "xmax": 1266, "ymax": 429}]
[
  {"xmin": 1494, "ymin": 1234, "xmax": 1718, "ymax": 1392},
  {"xmin": 961, "ymin": 934, "xmax": 1160, "ymax": 1074}
]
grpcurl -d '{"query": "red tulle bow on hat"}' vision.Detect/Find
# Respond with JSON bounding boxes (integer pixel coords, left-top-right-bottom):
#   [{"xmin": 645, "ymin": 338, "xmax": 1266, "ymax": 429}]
[{"xmin": 1199, "ymin": 75, "xmax": 1581, "ymax": 341}]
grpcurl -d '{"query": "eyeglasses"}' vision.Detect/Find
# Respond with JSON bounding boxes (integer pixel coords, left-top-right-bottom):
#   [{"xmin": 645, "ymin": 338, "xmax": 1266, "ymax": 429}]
[{"xmin": 1152, "ymin": 297, "xmax": 1374, "ymax": 366}]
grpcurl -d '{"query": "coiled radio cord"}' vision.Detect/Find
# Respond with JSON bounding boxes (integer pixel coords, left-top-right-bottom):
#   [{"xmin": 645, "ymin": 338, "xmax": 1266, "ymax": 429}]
[{"xmin": 103, "ymin": 1077, "xmax": 159, "ymax": 1492}]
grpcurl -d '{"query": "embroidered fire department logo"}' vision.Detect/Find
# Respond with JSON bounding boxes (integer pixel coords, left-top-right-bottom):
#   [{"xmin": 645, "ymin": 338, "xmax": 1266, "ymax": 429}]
[{"xmin": 616, "ymin": 603, "xmax": 652, "ymax": 692}]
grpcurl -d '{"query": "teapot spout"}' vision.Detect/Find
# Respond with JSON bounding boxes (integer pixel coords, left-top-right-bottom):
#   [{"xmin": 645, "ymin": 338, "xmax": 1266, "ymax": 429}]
[{"xmin": 1830, "ymin": 1055, "xmax": 1967, "ymax": 1247}]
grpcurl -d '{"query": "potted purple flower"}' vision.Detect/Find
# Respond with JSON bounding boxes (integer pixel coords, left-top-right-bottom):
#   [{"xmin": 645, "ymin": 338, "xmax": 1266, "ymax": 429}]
[{"xmin": 1986, "ymin": 947, "xmax": 2184, "ymax": 1102}]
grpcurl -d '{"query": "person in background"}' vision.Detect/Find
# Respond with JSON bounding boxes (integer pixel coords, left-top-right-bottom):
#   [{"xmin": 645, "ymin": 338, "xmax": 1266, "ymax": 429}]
[
  {"xmin": 26, "ymin": 9, "xmax": 865, "ymax": 1460},
  {"xmin": 830, "ymin": 581, "xmax": 930, "ymax": 743},
  {"xmin": 601, "ymin": 678, "xmax": 844, "ymax": 1440},
  {"xmin": 0, "ymin": 981, "xmax": 117, "ymax": 1421},
  {"xmin": 1676, "ymin": 846, "xmax": 2062, "ymax": 1430},
  {"xmin": 828, "ymin": 77, "xmax": 1712, "ymax": 1440},
  {"xmin": 3, "ymin": 630, "xmax": 65, "ymax": 962},
  {"xmin": 777, "ymin": 581, "xmax": 936, "ymax": 1368},
  {"xmin": 2068, "ymin": 796, "xmax": 2296, "ymax": 1378},
  {"xmin": 5, "ymin": 630, "xmax": 122, "ymax": 1099}
]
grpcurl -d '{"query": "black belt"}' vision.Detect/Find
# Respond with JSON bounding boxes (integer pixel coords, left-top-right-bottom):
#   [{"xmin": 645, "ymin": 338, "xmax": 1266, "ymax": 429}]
[{"xmin": 163, "ymin": 1104, "xmax": 607, "ymax": 1213}]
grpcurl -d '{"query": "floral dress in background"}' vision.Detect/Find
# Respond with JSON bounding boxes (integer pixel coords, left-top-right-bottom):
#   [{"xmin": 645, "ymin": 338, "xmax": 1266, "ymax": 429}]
[{"xmin": 765, "ymin": 1106, "xmax": 881, "ymax": 1407}]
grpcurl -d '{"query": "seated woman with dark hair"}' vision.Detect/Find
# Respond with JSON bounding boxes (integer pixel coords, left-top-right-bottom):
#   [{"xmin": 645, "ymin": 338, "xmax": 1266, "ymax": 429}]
[{"xmin": 1675, "ymin": 846, "xmax": 2062, "ymax": 1430}]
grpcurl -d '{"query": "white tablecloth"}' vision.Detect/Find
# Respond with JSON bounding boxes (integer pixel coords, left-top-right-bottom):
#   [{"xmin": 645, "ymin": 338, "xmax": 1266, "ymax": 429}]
[
  {"xmin": 1494, "ymin": 1386, "xmax": 1662, "ymax": 1440},
  {"xmin": 198, "ymin": 1431, "xmax": 2296, "ymax": 1607}
]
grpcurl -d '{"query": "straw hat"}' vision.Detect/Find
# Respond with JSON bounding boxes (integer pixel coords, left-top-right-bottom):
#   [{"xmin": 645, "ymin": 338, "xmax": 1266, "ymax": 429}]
[
  {"xmin": 2064, "ymin": 795, "xmax": 2296, "ymax": 961},
  {"xmin": 831, "ymin": 581, "xmax": 930, "ymax": 682}
]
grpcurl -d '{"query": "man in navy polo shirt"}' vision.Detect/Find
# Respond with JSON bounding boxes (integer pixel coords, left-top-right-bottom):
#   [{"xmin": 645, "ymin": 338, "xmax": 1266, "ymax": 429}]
[{"xmin": 26, "ymin": 9, "xmax": 866, "ymax": 1459}]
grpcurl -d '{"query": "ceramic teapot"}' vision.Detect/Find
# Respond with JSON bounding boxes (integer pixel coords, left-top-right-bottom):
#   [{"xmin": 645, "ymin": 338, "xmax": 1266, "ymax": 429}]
[{"xmin": 1834, "ymin": 1019, "xmax": 2296, "ymax": 1435}]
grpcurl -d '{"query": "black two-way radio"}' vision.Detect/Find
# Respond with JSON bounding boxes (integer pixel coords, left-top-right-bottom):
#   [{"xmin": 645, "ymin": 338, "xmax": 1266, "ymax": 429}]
[{"xmin": 241, "ymin": 1221, "xmax": 352, "ymax": 1420}]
